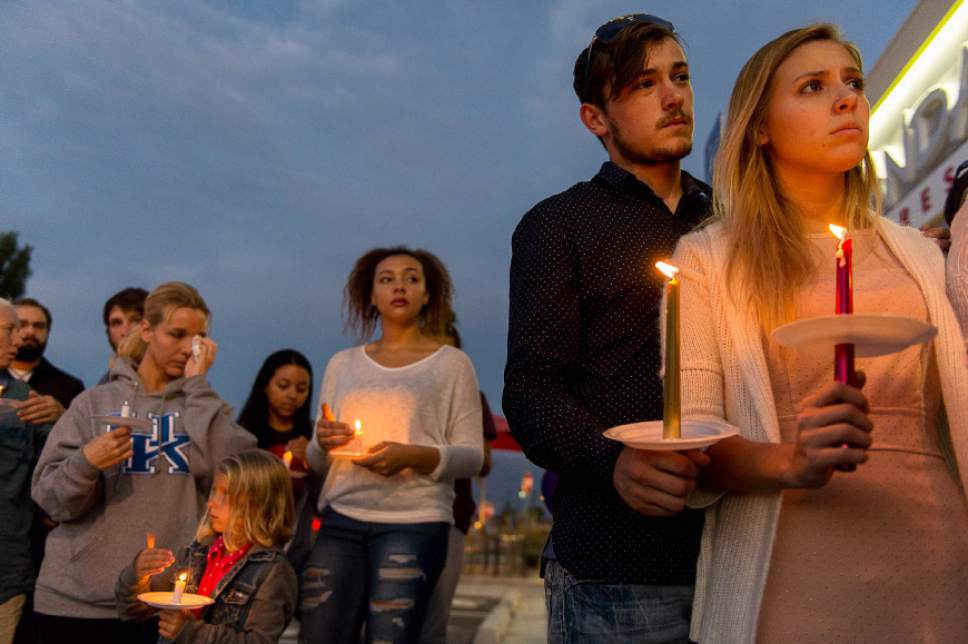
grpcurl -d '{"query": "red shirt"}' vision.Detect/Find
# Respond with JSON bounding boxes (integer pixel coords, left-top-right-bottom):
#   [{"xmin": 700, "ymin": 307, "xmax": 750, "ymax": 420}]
[{"xmin": 197, "ymin": 536, "xmax": 252, "ymax": 599}]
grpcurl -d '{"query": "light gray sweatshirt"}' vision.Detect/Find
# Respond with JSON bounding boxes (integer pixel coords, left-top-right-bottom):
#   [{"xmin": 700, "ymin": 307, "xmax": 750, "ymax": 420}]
[{"xmin": 31, "ymin": 359, "xmax": 256, "ymax": 619}]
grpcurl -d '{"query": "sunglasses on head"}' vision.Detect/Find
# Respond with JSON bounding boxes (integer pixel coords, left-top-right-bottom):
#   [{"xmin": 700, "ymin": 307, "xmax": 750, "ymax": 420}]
[{"xmin": 579, "ymin": 13, "xmax": 676, "ymax": 103}]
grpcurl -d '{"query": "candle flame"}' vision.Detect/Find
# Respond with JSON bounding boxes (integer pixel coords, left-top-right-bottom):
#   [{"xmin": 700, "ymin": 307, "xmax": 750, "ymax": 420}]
[
  {"xmin": 354, "ymin": 419, "xmax": 363, "ymax": 436},
  {"xmin": 828, "ymin": 224, "xmax": 848, "ymax": 241},
  {"xmin": 655, "ymin": 261, "xmax": 679, "ymax": 280},
  {"xmin": 283, "ymin": 451, "xmax": 293, "ymax": 467},
  {"xmin": 178, "ymin": 572, "xmax": 188, "ymax": 582}
]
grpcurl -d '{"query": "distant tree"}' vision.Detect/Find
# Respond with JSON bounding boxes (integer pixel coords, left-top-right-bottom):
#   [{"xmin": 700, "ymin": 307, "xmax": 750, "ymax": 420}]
[{"xmin": 0, "ymin": 231, "xmax": 32, "ymax": 300}]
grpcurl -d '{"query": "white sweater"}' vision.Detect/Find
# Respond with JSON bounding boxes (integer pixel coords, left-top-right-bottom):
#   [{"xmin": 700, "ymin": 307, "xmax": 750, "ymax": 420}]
[
  {"xmin": 946, "ymin": 200, "xmax": 968, "ymax": 350},
  {"xmin": 671, "ymin": 218, "xmax": 968, "ymax": 644},
  {"xmin": 306, "ymin": 345, "xmax": 484, "ymax": 524}
]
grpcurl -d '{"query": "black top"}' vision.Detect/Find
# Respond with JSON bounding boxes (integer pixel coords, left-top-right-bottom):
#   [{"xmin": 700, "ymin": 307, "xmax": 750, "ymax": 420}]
[
  {"xmin": 10, "ymin": 357, "xmax": 84, "ymax": 410},
  {"xmin": 504, "ymin": 162, "xmax": 712, "ymax": 584},
  {"xmin": 452, "ymin": 392, "xmax": 499, "ymax": 534}
]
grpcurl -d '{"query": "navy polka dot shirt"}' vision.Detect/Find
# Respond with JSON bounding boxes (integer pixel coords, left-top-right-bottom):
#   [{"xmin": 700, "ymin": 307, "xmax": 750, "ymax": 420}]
[{"xmin": 504, "ymin": 161, "xmax": 712, "ymax": 584}]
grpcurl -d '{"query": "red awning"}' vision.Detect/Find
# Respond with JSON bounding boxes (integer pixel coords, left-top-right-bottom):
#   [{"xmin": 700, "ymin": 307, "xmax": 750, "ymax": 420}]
[{"xmin": 491, "ymin": 414, "xmax": 523, "ymax": 451}]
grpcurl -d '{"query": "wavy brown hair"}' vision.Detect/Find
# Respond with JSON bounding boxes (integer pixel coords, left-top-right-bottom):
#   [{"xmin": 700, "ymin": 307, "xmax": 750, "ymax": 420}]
[
  {"xmin": 713, "ymin": 23, "xmax": 880, "ymax": 329},
  {"xmin": 343, "ymin": 247, "xmax": 455, "ymax": 342},
  {"xmin": 196, "ymin": 450, "xmax": 295, "ymax": 550}
]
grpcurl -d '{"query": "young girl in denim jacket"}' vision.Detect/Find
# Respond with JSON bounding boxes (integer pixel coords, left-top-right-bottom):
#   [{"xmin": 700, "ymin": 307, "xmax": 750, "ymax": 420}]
[{"xmin": 116, "ymin": 450, "xmax": 297, "ymax": 643}]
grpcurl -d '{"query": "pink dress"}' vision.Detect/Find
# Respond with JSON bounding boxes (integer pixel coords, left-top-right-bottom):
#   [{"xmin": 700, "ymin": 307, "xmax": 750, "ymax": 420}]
[{"xmin": 756, "ymin": 231, "xmax": 968, "ymax": 643}]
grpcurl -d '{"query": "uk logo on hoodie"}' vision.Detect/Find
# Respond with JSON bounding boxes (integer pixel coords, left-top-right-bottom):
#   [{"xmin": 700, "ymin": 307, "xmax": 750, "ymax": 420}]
[{"xmin": 124, "ymin": 412, "xmax": 191, "ymax": 475}]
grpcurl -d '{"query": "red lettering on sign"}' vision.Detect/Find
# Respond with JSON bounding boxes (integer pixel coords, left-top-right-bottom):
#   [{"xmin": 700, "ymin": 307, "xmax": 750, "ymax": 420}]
[
  {"xmin": 921, "ymin": 187, "xmax": 932, "ymax": 213},
  {"xmin": 899, "ymin": 207, "xmax": 911, "ymax": 225}
]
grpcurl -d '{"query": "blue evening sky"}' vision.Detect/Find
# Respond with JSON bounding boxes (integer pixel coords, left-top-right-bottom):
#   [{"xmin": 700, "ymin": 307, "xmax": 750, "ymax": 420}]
[{"xmin": 2, "ymin": 0, "xmax": 915, "ymax": 413}]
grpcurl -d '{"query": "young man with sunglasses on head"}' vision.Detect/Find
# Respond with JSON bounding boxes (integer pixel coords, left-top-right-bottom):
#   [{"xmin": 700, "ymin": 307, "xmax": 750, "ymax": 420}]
[{"xmin": 504, "ymin": 15, "xmax": 711, "ymax": 643}]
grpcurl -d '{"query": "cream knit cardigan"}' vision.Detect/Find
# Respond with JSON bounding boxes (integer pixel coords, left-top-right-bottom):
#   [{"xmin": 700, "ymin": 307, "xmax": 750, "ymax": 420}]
[{"xmin": 670, "ymin": 217, "xmax": 968, "ymax": 644}]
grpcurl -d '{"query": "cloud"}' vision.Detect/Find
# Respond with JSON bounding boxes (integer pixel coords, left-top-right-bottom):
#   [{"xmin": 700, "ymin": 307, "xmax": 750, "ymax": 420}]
[{"xmin": 0, "ymin": 0, "xmax": 916, "ymax": 409}]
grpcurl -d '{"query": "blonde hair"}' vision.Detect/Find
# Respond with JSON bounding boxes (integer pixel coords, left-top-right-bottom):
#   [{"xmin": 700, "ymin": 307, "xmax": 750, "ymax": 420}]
[
  {"xmin": 713, "ymin": 23, "xmax": 881, "ymax": 329},
  {"xmin": 117, "ymin": 281, "xmax": 210, "ymax": 362},
  {"xmin": 196, "ymin": 450, "xmax": 295, "ymax": 550}
]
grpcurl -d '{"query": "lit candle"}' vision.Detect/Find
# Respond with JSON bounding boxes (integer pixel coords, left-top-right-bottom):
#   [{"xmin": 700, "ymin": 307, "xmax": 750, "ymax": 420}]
[
  {"xmin": 353, "ymin": 419, "xmax": 363, "ymax": 454},
  {"xmin": 322, "ymin": 403, "xmax": 336, "ymax": 422},
  {"xmin": 656, "ymin": 261, "xmax": 681, "ymax": 439},
  {"xmin": 145, "ymin": 532, "xmax": 155, "ymax": 549},
  {"xmin": 283, "ymin": 450, "xmax": 293, "ymax": 468},
  {"xmin": 172, "ymin": 572, "xmax": 187, "ymax": 604},
  {"xmin": 828, "ymin": 225, "xmax": 856, "ymax": 386}
]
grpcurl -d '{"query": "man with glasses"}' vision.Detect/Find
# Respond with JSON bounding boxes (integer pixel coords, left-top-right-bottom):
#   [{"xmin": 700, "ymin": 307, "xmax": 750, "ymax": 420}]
[
  {"xmin": 8, "ymin": 297, "xmax": 84, "ymax": 426},
  {"xmin": 0, "ymin": 299, "xmax": 53, "ymax": 644},
  {"xmin": 504, "ymin": 15, "xmax": 711, "ymax": 642}
]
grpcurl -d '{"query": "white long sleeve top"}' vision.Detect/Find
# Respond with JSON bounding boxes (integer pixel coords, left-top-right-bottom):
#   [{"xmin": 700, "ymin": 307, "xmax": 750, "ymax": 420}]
[
  {"xmin": 946, "ymin": 200, "xmax": 968, "ymax": 351},
  {"xmin": 306, "ymin": 345, "xmax": 483, "ymax": 524},
  {"xmin": 671, "ymin": 218, "xmax": 968, "ymax": 644}
]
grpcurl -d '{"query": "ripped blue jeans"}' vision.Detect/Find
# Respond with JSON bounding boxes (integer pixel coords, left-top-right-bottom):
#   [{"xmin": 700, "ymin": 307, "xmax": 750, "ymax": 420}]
[{"xmin": 298, "ymin": 508, "xmax": 449, "ymax": 644}]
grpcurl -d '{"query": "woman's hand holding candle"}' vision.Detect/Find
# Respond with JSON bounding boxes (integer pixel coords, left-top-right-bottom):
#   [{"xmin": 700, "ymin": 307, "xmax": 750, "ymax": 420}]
[
  {"xmin": 286, "ymin": 436, "xmax": 309, "ymax": 463},
  {"xmin": 82, "ymin": 426, "xmax": 134, "ymax": 470},
  {"xmin": 354, "ymin": 442, "xmax": 440, "ymax": 476},
  {"xmin": 782, "ymin": 375, "xmax": 873, "ymax": 488},
  {"xmin": 314, "ymin": 415, "xmax": 354, "ymax": 451},
  {"xmin": 133, "ymin": 546, "xmax": 174, "ymax": 580}
]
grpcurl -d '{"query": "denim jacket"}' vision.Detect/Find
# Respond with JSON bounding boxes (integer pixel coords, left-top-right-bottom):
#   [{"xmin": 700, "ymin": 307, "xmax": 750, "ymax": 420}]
[{"xmin": 117, "ymin": 539, "xmax": 297, "ymax": 643}]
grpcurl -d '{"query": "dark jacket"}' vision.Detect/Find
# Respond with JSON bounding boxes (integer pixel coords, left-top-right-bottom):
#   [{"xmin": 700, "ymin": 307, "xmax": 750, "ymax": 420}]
[
  {"xmin": 11, "ymin": 357, "xmax": 84, "ymax": 408},
  {"xmin": 504, "ymin": 162, "xmax": 712, "ymax": 584},
  {"xmin": 117, "ymin": 540, "xmax": 297, "ymax": 644},
  {"xmin": 0, "ymin": 379, "xmax": 52, "ymax": 603}
]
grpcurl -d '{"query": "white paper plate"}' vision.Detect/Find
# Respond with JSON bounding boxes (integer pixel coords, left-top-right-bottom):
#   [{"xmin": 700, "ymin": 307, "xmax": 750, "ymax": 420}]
[
  {"xmin": 771, "ymin": 314, "xmax": 936, "ymax": 357},
  {"xmin": 604, "ymin": 417, "xmax": 737, "ymax": 451},
  {"xmin": 91, "ymin": 415, "xmax": 153, "ymax": 430},
  {"xmin": 138, "ymin": 591, "xmax": 214, "ymax": 610}
]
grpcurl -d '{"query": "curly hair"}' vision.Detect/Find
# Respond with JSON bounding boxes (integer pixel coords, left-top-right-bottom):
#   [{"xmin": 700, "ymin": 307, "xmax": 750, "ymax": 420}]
[{"xmin": 342, "ymin": 246, "xmax": 455, "ymax": 342}]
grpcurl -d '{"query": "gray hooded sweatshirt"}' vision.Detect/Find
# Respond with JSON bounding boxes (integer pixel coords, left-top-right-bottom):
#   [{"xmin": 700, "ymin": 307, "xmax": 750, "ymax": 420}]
[{"xmin": 31, "ymin": 358, "xmax": 256, "ymax": 619}]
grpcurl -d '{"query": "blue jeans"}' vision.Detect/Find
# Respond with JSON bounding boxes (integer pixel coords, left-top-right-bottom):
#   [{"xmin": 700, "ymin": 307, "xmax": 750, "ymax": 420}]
[
  {"xmin": 298, "ymin": 508, "xmax": 449, "ymax": 644},
  {"xmin": 545, "ymin": 559, "xmax": 694, "ymax": 644}
]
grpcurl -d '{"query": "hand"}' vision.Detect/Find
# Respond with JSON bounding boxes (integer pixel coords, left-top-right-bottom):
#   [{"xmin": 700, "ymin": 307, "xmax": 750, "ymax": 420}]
[
  {"xmin": 353, "ymin": 442, "xmax": 418, "ymax": 476},
  {"xmin": 82, "ymin": 426, "xmax": 134, "ymax": 470},
  {"xmin": 314, "ymin": 417, "xmax": 353, "ymax": 451},
  {"xmin": 158, "ymin": 609, "xmax": 192, "ymax": 640},
  {"xmin": 15, "ymin": 392, "xmax": 65, "ymax": 424},
  {"xmin": 185, "ymin": 337, "xmax": 217, "ymax": 378},
  {"xmin": 287, "ymin": 436, "xmax": 309, "ymax": 463},
  {"xmin": 784, "ymin": 375, "xmax": 873, "ymax": 488},
  {"xmin": 613, "ymin": 448, "xmax": 710, "ymax": 516},
  {"xmin": 921, "ymin": 224, "xmax": 951, "ymax": 254},
  {"xmin": 134, "ymin": 547, "xmax": 175, "ymax": 579}
]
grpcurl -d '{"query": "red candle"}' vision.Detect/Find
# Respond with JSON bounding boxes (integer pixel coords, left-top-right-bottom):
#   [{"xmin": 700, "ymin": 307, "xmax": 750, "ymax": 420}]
[{"xmin": 829, "ymin": 225, "xmax": 856, "ymax": 387}]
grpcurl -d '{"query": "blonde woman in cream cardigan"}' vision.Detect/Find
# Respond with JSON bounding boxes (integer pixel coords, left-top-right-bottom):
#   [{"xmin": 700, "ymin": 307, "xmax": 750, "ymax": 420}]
[{"xmin": 671, "ymin": 24, "xmax": 968, "ymax": 644}]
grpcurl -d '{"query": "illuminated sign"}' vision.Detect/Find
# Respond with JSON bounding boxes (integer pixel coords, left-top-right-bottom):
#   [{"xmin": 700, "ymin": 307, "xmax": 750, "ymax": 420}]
[{"xmin": 870, "ymin": 0, "xmax": 968, "ymax": 226}]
